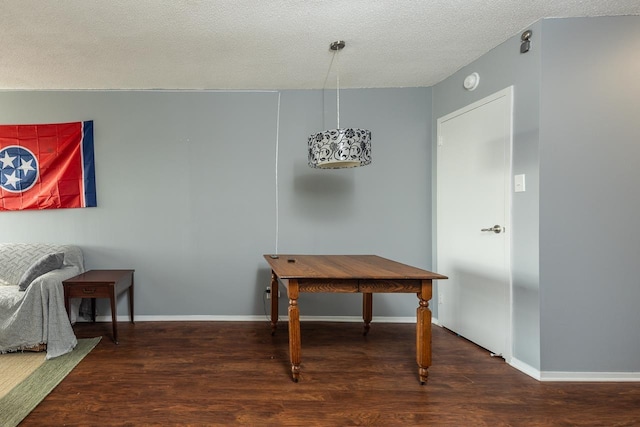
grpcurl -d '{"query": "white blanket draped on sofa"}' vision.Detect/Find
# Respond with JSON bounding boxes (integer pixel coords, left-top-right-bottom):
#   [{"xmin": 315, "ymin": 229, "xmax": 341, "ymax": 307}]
[{"xmin": 0, "ymin": 243, "xmax": 84, "ymax": 359}]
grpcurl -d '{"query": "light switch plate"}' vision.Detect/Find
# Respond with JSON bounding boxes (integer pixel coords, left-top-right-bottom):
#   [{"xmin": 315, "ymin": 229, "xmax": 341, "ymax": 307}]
[{"xmin": 514, "ymin": 174, "xmax": 526, "ymax": 192}]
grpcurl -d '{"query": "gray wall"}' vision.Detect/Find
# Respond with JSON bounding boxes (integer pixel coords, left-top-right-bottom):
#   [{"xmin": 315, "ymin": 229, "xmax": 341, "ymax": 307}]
[
  {"xmin": 0, "ymin": 87, "xmax": 434, "ymax": 319},
  {"xmin": 433, "ymin": 14, "xmax": 640, "ymax": 373},
  {"xmin": 277, "ymin": 88, "xmax": 434, "ymax": 316},
  {"xmin": 432, "ymin": 21, "xmax": 542, "ymax": 369},
  {"xmin": 0, "ymin": 91, "xmax": 279, "ymax": 316},
  {"xmin": 539, "ymin": 16, "xmax": 640, "ymax": 371}
]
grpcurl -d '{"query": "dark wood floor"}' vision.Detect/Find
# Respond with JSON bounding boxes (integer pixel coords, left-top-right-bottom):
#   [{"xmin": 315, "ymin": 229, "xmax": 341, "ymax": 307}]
[{"xmin": 22, "ymin": 321, "xmax": 640, "ymax": 426}]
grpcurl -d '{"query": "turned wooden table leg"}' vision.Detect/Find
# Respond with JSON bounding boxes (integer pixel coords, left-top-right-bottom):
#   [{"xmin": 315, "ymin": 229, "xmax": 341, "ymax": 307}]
[
  {"xmin": 270, "ymin": 271, "xmax": 278, "ymax": 335},
  {"xmin": 416, "ymin": 280, "xmax": 433, "ymax": 385},
  {"xmin": 288, "ymin": 279, "xmax": 301, "ymax": 382},
  {"xmin": 362, "ymin": 292, "xmax": 372, "ymax": 336}
]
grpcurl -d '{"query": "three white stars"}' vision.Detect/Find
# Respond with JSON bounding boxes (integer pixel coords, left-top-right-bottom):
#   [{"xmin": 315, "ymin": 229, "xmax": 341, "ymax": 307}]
[{"xmin": 1, "ymin": 150, "xmax": 37, "ymax": 190}]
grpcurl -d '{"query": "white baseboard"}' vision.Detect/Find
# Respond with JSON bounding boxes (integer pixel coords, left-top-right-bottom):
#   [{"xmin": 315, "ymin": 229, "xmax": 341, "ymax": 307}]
[
  {"xmin": 81, "ymin": 315, "xmax": 419, "ymax": 323},
  {"xmin": 539, "ymin": 371, "xmax": 640, "ymax": 382},
  {"xmin": 509, "ymin": 357, "xmax": 640, "ymax": 382},
  {"xmin": 509, "ymin": 357, "xmax": 541, "ymax": 380}
]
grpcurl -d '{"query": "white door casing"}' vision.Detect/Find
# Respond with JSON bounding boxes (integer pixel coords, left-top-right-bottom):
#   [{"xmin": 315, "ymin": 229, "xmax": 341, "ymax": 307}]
[{"xmin": 436, "ymin": 87, "xmax": 513, "ymax": 360}]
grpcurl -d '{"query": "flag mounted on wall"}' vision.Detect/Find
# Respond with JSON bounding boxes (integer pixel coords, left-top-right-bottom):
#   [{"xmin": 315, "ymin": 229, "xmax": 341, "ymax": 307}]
[{"xmin": 0, "ymin": 121, "xmax": 96, "ymax": 211}]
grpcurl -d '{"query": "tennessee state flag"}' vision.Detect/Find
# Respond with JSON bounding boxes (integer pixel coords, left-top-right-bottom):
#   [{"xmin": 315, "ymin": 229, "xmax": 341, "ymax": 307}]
[{"xmin": 0, "ymin": 121, "xmax": 96, "ymax": 211}]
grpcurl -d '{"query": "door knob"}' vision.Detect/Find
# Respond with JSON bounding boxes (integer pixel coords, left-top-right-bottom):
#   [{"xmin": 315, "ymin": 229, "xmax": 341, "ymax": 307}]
[{"xmin": 481, "ymin": 225, "xmax": 503, "ymax": 234}]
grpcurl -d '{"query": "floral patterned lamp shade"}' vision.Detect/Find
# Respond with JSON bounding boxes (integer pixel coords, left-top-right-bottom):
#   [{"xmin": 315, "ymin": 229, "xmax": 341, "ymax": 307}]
[
  {"xmin": 308, "ymin": 128, "xmax": 371, "ymax": 169},
  {"xmin": 308, "ymin": 40, "xmax": 372, "ymax": 169}
]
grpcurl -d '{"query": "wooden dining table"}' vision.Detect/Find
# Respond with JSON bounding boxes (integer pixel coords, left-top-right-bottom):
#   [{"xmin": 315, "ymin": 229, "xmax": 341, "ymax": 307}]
[{"xmin": 264, "ymin": 254, "xmax": 447, "ymax": 384}]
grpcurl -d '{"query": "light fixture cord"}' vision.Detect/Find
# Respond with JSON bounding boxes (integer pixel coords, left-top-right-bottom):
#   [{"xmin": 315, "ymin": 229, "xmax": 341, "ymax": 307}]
[
  {"xmin": 336, "ymin": 48, "xmax": 340, "ymax": 129},
  {"xmin": 275, "ymin": 92, "xmax": 280, "ymax": 254}
]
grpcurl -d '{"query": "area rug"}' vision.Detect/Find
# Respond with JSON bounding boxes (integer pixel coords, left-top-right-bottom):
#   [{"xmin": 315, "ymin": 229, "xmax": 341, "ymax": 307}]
[{"xmin": 0, "ymin": 337, "xmax": 101, "ymax": 427}]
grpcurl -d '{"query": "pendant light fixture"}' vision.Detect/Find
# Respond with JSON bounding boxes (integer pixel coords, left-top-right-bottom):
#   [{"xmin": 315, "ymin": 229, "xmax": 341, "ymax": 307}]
[{"xmin": 308, "ymin": 41, "xmax": 372, "ymax": 169}]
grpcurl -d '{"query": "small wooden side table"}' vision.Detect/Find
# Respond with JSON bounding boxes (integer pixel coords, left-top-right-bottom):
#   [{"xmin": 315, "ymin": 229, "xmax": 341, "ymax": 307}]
[{"xmin": 63, "ymin": 269, "xmax": 135, "ymax": 344}]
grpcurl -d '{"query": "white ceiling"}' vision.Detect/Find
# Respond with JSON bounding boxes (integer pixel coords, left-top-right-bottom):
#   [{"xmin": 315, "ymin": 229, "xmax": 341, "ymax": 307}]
[{"xmin": 1, "ymin": 0, "xmax": 638, "ymax": 90}]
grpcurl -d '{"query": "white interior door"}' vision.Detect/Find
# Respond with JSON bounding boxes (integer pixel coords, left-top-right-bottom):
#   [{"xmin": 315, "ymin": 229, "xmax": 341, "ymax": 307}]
[{"xmin": 436, "ymin": 87, "xmax": 512, "ymax": 358}]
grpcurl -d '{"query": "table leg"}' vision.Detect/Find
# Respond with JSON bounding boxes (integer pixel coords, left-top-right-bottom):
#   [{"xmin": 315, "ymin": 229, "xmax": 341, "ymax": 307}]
[
  {"xmin": 64, "ymin": 291, "xmax": 71, "ymax": 320},
  {"xmin": 91, "ymin": 298, "xmax": 96, "ymax": 322},
  {"xmin": 110, "ymin": 285, "xmax": 119, "ymax": 344},
  {"xmin": 129, "ymin": 273, "xmax": 135, "ymax": 324},
  {"xmin": 362, "ymin": 292, "xmax": 372, "ymax": 336},
  {"xmin": 416, "ymin": 280, "xmax": 433, "ymax": 385},
  {"xmin": 270, "ymin": 270, "xmax": 278, "ymax": 335},
  {"xmin": 288, "ymin": 279, "xmax": 301, "ymax": 382}
]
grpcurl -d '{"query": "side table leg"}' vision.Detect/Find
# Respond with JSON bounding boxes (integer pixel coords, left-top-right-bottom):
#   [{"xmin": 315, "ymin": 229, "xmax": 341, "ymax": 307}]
[
  {"xmin": 129, "ymin": 272, "xmax": 135, "ymax": 324},
  {"xmin": 416, "ymin": 280, "xmax": 433, "ymax": 385},
  {"xmin": 288, "ymin": 279, "xmax": 301, "ymax": 382},
  {"xmin": 91, "ymin": 298, "xmax": 96, "ymax": 322},
  {"xmin": 362, "ymin": 292, "xmax": 372, "ymax": 336},
  {"xmin": 64, "ymin": 290, "xmax": 71, "ymax": 321},
  {"xmin": 110, "ymin": 285, "xmax": 119, "ymax": 344},
  {"xmin": 270, "ymin": 271, "xmax": 278, "ymax": 335}
]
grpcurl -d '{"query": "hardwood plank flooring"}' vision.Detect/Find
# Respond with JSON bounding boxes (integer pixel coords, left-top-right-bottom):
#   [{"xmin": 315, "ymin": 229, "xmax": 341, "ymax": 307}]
[{"xmin": 22, "ymin": 321, "xmax": 640, "ymax": 426}]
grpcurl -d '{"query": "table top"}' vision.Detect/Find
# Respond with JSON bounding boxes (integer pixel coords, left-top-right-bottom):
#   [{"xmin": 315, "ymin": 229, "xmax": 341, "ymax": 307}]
[
  {"xmin": 264, "ymin": 255, "xmax": 446, "ymax": 280},
  {"xmin": 62, "ymin": 269, "xmax": 134, "ymax": 284}
]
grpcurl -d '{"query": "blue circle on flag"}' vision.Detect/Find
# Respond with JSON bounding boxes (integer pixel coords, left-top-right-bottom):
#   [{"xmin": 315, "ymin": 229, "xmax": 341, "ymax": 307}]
[{"xmin": 0, "ymin": 146, "xmax": 39, "ymax": 193}]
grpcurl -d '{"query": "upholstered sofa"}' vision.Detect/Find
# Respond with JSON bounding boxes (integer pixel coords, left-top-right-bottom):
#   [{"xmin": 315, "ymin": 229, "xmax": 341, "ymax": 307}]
[{"xmin": 0, "ymin": 243, "xmax": 84, "ymax": 358}]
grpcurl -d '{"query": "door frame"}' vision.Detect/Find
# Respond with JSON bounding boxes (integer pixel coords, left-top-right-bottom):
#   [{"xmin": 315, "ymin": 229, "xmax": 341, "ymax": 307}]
[{"xmin": 435, "ymin": 86, "xmax": 514, "ymax": 362}]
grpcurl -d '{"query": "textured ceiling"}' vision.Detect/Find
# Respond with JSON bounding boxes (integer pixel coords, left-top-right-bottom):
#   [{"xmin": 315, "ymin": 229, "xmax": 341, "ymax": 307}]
[{"xmin": 1, "ymin": 0, "xmax": 638, "ymax": 90}]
